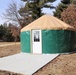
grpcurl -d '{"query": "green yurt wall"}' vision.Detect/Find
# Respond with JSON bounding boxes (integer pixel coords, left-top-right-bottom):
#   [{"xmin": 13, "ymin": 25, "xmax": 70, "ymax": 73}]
[
  {"xmin": 20, "ymin": 31, "xmax": 30, "ymax": 53},
  {"xmin": 20, "ymin": 30, "xmax": 75, "ymax": 53},
  {"xmin": 20, "ymin": 15, "xmax": 76, "ymax": 54},
  {"xmin": 42, "ymin": 30, "xmax": 75, "ymax": 53}
]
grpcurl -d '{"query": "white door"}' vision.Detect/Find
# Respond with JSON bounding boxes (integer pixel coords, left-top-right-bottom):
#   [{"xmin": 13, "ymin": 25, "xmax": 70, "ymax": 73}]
[{"xmin": 31, "ymin": 30, "xmax": 42, "ymax": 54}]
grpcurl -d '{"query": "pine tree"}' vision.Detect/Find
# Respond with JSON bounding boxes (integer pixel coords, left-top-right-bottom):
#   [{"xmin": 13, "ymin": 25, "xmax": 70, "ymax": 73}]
[
  {"xmin": 54, "ymin": 3, "xmax": 67, "ymax": 18},
  {"xmin": 54, "ymin": 0, "xmax": 76, "ymax": 18},
  {"xmin": 19, "ymin": 0, "xmax": 56, "ymax": 20}
]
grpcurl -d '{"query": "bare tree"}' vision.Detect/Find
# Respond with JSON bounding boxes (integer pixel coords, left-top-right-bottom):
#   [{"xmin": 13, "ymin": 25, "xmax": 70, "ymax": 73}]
[
  {"xmin": 8, "ymin": 23, "xmax": 20, "ymax": 42},
  {"xmin": 3, "ymin": 1, "xmax": 22, "ymax": 27},
  {"xmin": 61, "ymin": 4, "xmax": 76, "ymax": 28}
]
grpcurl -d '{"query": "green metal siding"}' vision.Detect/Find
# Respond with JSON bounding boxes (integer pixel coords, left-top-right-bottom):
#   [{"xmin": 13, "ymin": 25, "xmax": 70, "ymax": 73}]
[
  {"xmin": 42, "ymin": 30, "xmax": 76, "ymax": 53},
  {"xmin": 20, "ymin": 31, "xmax": 30, "ymax": 53}
]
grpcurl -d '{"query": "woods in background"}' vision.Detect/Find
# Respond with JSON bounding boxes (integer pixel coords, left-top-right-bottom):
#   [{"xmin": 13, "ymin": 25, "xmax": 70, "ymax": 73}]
[
  {"xmin": 0, "ymin": 23, "xmax": 20, "ymax": 42},
  {"xmin": 0, "ymin": 0, "xmax": 76, "ymax": 42}
]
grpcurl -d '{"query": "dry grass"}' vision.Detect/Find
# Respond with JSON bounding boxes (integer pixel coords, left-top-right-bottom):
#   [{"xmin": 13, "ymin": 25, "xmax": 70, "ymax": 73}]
[
  {"xmin": 0, "ymin": 42, "xmax": 21, "ymax": 58},
  {"xmin": 0, "ymin": 42, "xmax": 23, "ymax": 75},
  {"xmin": 0, "ymin": 42, "xmax": 76, "ymax": 75},
  {"xmin": 0, "ymin": 70, "xmax": 22, "ymax": 75},
  {"xmin": 0, "ymin": 42, "xmax": 17, "ymax": 45},
  {"xmin": 34, "ymin": 53, "xmax": 76, "ymax": 75}
]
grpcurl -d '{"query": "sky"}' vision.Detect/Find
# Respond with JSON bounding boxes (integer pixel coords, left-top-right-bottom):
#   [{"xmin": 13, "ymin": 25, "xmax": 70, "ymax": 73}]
[{"xmin": 0, "ymin": 0, "xmax": 61, "ymax": 25}]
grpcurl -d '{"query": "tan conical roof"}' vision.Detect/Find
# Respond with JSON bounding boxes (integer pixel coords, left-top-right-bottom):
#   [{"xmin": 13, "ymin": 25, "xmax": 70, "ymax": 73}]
[{"xmin": 21, "ymin": 15, "xmax": 76, "ymax": 32}]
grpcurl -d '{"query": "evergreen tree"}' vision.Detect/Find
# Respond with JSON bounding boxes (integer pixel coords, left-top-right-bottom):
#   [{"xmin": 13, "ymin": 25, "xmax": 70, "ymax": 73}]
[
  {"xmin": 54, "ymin": 3, "xmax": 67, "ymax": 18},
  {"xmin": 54, "ymin": 0, "xmax": 76, "ymax": 18},
  {"xmin": 61, "ymin": 0, "xmax": 76, "ymax": 4},
  {"xmin": 61, "ymin": 0, "xmax": 70, "ymax": 4},
  {"xmin": 0, "ymin": 24, "xmax": 19, "ymax": 42},
  {"xmin": 0, "ymin": 25, "xmax": 7, "ymax": 40},
  {"xmin": 19, "ymin": 0, "xmax": 56, "ymax": 22}
]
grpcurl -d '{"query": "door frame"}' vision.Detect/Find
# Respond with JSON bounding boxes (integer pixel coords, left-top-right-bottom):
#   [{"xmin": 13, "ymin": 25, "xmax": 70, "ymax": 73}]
[{"xmin": 30, "ymin": 29, "xmax": 42, "ymax": 54}]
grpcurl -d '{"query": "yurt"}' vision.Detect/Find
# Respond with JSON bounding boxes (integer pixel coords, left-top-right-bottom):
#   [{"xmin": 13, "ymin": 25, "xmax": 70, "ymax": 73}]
[{"xmin": 20, "ymin": 15, "xmax": 76, "ymax": 54}]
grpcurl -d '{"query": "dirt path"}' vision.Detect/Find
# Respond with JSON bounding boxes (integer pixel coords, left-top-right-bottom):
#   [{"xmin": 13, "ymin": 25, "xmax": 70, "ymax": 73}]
[{"xmin": 0, "ymin": 43, "xmax": 20, "ymax": 47}]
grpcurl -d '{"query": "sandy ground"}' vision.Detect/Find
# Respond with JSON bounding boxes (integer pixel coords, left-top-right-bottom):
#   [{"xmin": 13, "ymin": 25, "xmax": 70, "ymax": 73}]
[{"xmin": 0, "ymin": 42, "xmax": 76, "ymax": 75}]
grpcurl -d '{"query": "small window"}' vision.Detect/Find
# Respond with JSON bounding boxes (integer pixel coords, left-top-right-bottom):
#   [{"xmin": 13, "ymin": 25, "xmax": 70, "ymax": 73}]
[{"xmin": 34, "ymin": 31, "xmax": 40, "ymax": 42}]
